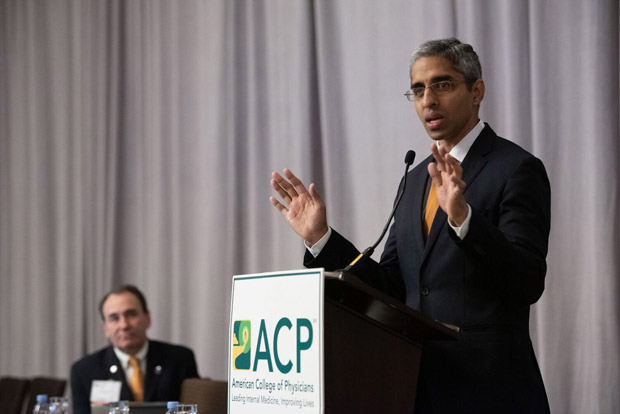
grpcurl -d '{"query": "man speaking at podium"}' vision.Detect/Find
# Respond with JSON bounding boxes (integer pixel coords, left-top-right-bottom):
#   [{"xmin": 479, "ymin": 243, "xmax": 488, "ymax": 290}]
[{"xmin": 270, "ymin": 38, "xmax": 550, "ymax": 413}]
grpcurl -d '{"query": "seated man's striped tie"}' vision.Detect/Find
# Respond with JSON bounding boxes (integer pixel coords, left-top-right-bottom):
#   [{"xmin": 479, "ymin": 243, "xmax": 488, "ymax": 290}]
[{"xmin": 129, "ymin": 356, "xmax": 144, "ymax": 402}]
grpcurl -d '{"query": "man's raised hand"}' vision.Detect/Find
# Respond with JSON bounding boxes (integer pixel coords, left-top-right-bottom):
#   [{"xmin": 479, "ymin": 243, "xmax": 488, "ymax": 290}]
[
  {"xmin": 428, "ymin": 144, "xmax": 469, "ymax": 226},
  {"xmin": 270, "ymin": 169, "xmax": 329, "ymax": 246}
]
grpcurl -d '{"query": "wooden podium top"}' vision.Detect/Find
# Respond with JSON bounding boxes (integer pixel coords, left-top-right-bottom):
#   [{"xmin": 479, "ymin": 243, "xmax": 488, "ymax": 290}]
[{"xmin": 324, "ymin": 271, "xmax": 458, "ymax": 342}]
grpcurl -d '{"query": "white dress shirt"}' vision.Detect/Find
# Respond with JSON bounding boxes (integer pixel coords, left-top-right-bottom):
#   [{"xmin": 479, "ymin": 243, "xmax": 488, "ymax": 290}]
[{"xmin": 113, "ymin": 341, "xmax": 149, "ymax": 384}]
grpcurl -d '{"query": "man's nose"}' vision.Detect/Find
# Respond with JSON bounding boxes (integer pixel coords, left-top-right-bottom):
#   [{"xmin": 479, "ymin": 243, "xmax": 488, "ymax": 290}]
[
  {"xmin": 118, "ymin": 315, "xmax": 130, "ymax": 328},
  {"xmin": 420, "ymin": 88, "xmax": 438, "ymax": 107}
]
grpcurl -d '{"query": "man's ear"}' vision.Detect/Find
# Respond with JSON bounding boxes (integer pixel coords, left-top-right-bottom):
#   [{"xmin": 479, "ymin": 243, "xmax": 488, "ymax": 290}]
[
  {"xmin": 472, "ymin": 78, "xmax": 485, "ymax": 106},
  {"xmin": 145, "ymin": 311, "xmax": 152, "ymax": 329}
]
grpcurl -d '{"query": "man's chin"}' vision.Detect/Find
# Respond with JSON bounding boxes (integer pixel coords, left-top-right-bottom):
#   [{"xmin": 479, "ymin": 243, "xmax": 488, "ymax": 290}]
[
  {"xmin": 426, "ymin": 129, "xmax": 445, "ymax": 141},
  {"xmin": 115, "ymin": 339, "xmax": 145, "ymax": 353}
]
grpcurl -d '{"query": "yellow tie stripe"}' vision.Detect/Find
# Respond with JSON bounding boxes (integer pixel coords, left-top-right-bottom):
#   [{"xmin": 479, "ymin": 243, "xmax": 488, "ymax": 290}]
[
  {"xmin": 423, "ymin": 183, "xmax": 439, "ymax": 238},
  {"xmin": 129, "ymin": 356, "xmax": 144, "ymax": 402}
]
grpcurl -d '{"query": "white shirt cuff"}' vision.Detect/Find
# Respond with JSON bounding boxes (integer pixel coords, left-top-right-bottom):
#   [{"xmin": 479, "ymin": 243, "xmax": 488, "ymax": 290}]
[
  {"xmin": 449, "ymin": 204, "xmax": 472, "ymax": 240},
  {"xmin": 305, "ymin": 227, "xmax": 332, "ymax": 257}
]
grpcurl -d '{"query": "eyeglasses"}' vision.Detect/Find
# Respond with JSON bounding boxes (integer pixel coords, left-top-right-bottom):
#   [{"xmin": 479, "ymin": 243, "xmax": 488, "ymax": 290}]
[{"xmin": 404, "ymin": 80, "xmax": 464, "ymax": 101}]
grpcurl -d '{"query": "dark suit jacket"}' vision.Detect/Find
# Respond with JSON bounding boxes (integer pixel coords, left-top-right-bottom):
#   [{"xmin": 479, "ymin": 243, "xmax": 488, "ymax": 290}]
[
  {"xmin": 305, "ymin": 124, "xmax": 551, "ymax": 413},
  {"xmin": 70, "ymin": 340, "xmax": 199, "ymax": 414}
]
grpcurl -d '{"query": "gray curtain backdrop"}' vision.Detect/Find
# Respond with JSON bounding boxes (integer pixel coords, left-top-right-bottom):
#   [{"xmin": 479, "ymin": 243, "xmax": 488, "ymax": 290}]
[{"xmin": 1, "ymin": 0, "xmax": 619, "ymax": 413}]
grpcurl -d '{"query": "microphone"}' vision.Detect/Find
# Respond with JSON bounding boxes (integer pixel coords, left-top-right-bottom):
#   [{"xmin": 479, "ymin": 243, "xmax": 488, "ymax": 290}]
[{"xmin": 343, "ymin": 150, "xmax": 416, "ymax": 272}]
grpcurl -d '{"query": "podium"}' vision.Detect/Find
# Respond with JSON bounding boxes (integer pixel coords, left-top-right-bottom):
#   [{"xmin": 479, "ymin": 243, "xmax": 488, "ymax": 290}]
[
  {"xmin": 323, "ymin": 271, "xmax": 458, "ymax": 412},
  {"xmin": 228, "ymin": 269, "xmax": 458, "ymax": 413}
]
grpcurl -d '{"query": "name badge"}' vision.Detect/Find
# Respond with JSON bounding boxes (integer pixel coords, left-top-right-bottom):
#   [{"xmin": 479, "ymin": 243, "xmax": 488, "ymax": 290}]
[{"xmin": 90, "ymin": 380, "xmax": 122, "ymax": 405}]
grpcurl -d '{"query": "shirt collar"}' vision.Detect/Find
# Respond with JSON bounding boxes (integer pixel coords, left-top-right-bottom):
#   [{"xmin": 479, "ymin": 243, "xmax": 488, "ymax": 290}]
[
  {"xmin": 436, "ymin": 120, "xmax": 485, "ymax": 163},
  {"xmin": 113, "ymin": 340, "xmax": 149, "ymax": 368}
]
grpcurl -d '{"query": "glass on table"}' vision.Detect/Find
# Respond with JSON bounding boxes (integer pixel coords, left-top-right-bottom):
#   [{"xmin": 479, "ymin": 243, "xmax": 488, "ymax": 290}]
[
  {"xmin": 49, "ymin": 397, "xmax": 70, "ymax": 414},
  {"xmin": 175, "ymin": 404, "xmax": 198, "ymax": 414},
  {"xmin": 108, "ymin": 401, "xmax": 130, "ymax": 414}
]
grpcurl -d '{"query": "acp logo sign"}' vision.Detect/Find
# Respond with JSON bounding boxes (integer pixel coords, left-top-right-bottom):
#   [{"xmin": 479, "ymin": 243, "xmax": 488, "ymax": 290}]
[
  {"xmin": 233, "ymin": 320, "xmax": 252, "ymax": 370},
  {"xmin": 232, "ymin": 318, "xmax": 313, "ymax": 373}
]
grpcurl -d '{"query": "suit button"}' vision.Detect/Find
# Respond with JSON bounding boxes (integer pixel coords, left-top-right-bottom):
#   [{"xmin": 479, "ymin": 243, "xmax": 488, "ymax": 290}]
[{"xmin": 421, "ymin": 287, "xmax": 430, "ymax": 296}]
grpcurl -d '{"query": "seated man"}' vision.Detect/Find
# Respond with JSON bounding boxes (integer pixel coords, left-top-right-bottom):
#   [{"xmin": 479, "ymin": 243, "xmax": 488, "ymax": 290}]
[{"xmin": 71, "ymin": 285, "xmax": 199, "ymax": 414}]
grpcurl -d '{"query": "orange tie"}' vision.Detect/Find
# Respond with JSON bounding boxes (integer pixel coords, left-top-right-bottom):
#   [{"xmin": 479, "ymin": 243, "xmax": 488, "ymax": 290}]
[
  {"xmin": 423, "ymin": 183, "xmax": 439, "ymax": 238},
  {"xmin": 128, "ymin": 356, "xmax": 144, "ymax": 402}
]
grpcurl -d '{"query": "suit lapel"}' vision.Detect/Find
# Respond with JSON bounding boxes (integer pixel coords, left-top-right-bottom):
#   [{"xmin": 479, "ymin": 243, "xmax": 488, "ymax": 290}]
[
  {"xmin": 103, "ymin": 347, "xmax": 133, "ymax": 400},
  {"xmin": 424, "ymin": 204, "xmax": 447, "ymax": 254},
  {"xmin": 144, "ymin": 341, "xmax": 163, "ymax": 401},
  {"xmin": 421, "ymin": 154, "xmax": 446, "ymax": 256},
  {"xmin": 421, "ymin": 124, "xmax": 495, "ymax": 259},
  {"xmin": 398, "ymin": 156, "xmax": 432, "ymax": 257},
  {"xmin": 460, "ymin": 124, "xmax": 493, "ymax": 188}
]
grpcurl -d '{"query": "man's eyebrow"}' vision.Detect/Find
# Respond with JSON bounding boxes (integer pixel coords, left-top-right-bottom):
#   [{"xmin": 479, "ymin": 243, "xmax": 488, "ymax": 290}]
[
  {"xmin": 106, "ymin": 308, "xmax": 139, "ymax": 319},
  {"xmin": 411, "ymin": 75, "xmax": 455, "ymax": 88}
]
